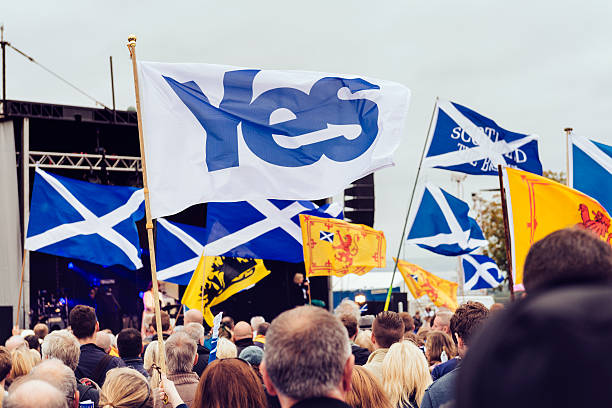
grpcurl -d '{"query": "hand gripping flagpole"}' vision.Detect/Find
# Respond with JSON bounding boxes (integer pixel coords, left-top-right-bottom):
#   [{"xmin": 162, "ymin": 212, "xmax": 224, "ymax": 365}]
[
  {"xmin": 384, "ymin": 98, "xmax": 438, "ymax": 311},
  {"xmin": 127, "ymin": 35, "xmax": 167, "ymax": 374}
]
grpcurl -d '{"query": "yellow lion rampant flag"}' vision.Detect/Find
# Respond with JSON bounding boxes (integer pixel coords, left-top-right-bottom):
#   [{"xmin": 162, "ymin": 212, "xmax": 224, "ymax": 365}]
[
  {"xmin": 502, "ymin": 167, "xmax": 612, "ymax": 289},
  {"xmin": 396, "ymin": 258, "xmax": 458, "ymax": 310},
  {"xmin": 181, "ymin": 255, "xmax": 270, "ymax": 326},
  {"xmin": 299, "ymin": 214, "xmax": 386, "ymax": 277}
]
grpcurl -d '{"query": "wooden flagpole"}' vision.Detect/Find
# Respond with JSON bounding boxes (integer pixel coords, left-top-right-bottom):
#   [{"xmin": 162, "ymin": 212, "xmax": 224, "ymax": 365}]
[
  {"xmin": 497, "ymin": 165, "xmax": 515, "ymax": 301},
  {"xmin": 16, "ymin": 247, "xmax": 27, "ymax": 330},
  {"xmin": 126, "ymin": 35, "xmax": 166, "ymax": 373},
  {"xmin": 564, "ymin": 127, "xmax": 573, "ymax": 187},
  {"xmin": 383, "ymin": 98, "xmax": 438, "ymax": 311}
]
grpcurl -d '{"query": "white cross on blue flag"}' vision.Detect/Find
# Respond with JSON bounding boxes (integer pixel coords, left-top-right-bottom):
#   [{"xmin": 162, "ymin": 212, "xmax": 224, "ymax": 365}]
[
  {"xmin": 462, "ymin": 254, "xmax": 503, "ymax": 290},
  {"xmin": 319, "ymin": 231, "xmax": 335, "ymax": 242},
  {"xmin": 406, "ymin": 183, "xmax": 487, "ymax": 256},
  {"xmin": 423, "ymin": 99, "xmax": 542, "ymax": 176},
  {"xmin": 25, "ymin": 168, "xmax": 145, "ymax": 270}
]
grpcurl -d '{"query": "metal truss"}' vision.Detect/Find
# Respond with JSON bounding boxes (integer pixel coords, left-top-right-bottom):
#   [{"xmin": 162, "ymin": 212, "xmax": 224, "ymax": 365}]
[{"xmin": 28, "ymin": 151, "xmax": 141, "ymax": 172}]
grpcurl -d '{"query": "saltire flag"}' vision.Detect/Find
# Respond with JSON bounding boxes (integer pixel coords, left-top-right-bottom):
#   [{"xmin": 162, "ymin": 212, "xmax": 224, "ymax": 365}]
[
  {"xmin": 182, "ymin": 255, "xmax": 270, "ymax": 326},
  {"xmin": 569, "ymin": 134, "xmax": 612, "ymax": 214},
  {"xmin": 155, "ymin": 200, "xmax": 342, "ymax": 284},
  {"xmin": 138, "ymin": 62, "xmax": 411, "ymax": 218},
  {"xmin": 299, "ymin": 215, "xmax": 386, "ymax": 277},
  {"xmin": 461, "ymin": 254, "xmax": 503, "ymax": 290},
  {"xmin": 396, "ymin": 259, "xmax": 458, "ymax": 310},
  {"xmin": 423, "ymin": 99, "xmax": 542, "ymax": 176},
  {"xmin": 406, "ymin": 183, "xmax": 487, "ymax": 256},
  {"xmin": 207, "ymin": 311, "xmax": 223, "ymax": 363},
  {"xmin": 25, "ymin": 168, "xmax": 145, "ymax": 270},
  {"xmin": 501, "ymin": 167, "xmax": 612, "ymax": 290}
]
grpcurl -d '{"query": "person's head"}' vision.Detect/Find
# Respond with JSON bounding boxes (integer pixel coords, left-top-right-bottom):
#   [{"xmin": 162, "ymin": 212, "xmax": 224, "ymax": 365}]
[
  {"xmin": 334, "ymin": 299, "xmax": 361, "ymax": 322},
  {"xmin": 431, "ymin": 310, "xmax": 453, "ymax": 335},
  {"xmin": 239, "ymin": 346, "xmax": 264, "ymax": 367},
  {"xmin": 262, "ymin": 306, "xmax": 353, "ymax": 406},
  {"xmin": 165, "ymin": 332, "xmax": 197, "ymax": 374},
  {"xmin": 371, "ymin": 311, "xmax": 404, "ymax": 349},
  {"xmin": 489, "ymin": 303, "xmax": 505, "ymax": 314},
  {"xmin": 381, "ymin": 341, "xmax": 432, "ymax": 408},
  {"xmin": 425, "ymin": 331, "xmax": 456, "ymax": 365},
  {"xmin": 194, "ymin": 359, "xmax": 266, "ymax": 408},
  {"xmin": 183, "ymin": 322, "xmax": 205, "ymax": 346},
  {"xmin": 143, "ymin": 340, "xmax": 161, "ymax": 386},
  {"xmin": 159, "ymin": 311, "xmax": 171, "ymax": 333},
  {"xmin": 345, "ymin": 365, "xmax": 393, "ymax": 408},
  {"xmin": 68, "ymin": 305, "xmax": 98, "ymax": 340},
  {"xmin": 216, "ymin": 337, "xmax": 237, "ymax": 360},
  {"xmin": 457, "ymin": 285, "xmax": 612, "ymax": 408},
  {"xmin": 116, "ymin": 328, "xmax": 143, "ymax": 359},
  {"xmin": 99, "ymin": 368, "xmax": 152, "ymax": 408},
  {"xmin": 8, "ymin": 348, "xmax": 36, "ymax": 382},
  {"xmin": 339, "ymin": 314, "xmax": 359, "ymax": 341},
  {"xmin": 33, "ymin": 324, "xmax": 49, "ymax": 340},
  {"xmin": 354, "ymin": 330, "xmax": 374, "ymax": 353},
  {"xmin": 234, "ymin": 321, "xmax": 253, "ymax": 341},
  {"xmin": 255, "ymin": 322, "xmax": 270, "ymax": 337},
  {"xmin": 30, "ymin": 359, "xmax": 78, "ymax": 408},
  {"xmin": 5, "ymin": 336, "xmax": 26, "ymax": 352},
  {"xmin": 41, "ymin": 330, "xmax": 80, "ymax": 371},
  {"xmin": 4, "ymin": 379, "xmax": 68, "ymax": 408},
  {"xmin": 524, "ymin": 227, "xmax": 612, "ymax": 292},
  {"xmin": 22, "ymin": 335, "xmax": 40, "ymax": 352},
  {"xmin": 398, "ymin": 312, "xmax": 415, "ymax": 333},
  {"xmin": 183, "ymin": 309, "xmax": 204, "ymax": 326},
  {"xmin": 415, "ymin": 326, "xmax": 430, "ymax": 347},
  {"xmin": 293, "ymin": 272, "xmax": 304, "ymax": 285},
  {"xmin": 0, "ymin": 346, "xmax": 12, "ymax": 383},
  {"xmin": 250, "ymin": 316, "xmax": 265, "ymax": 333},
  {"xmin": 95, "ymin": 332, "xmax": 112, "ymax": 354},
  {"xmin": 221, "ymin": 316, "xmax": 235, "ymax": 330},
  {"xmin": 450, "ymin": 301, "xmax": 489, "ymax": 358}
]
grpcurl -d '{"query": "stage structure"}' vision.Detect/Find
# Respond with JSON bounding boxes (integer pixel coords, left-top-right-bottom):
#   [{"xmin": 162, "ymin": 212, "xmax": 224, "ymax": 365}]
[{"xmin": 1, "ymin": 99, "xmax": 340, "ymax": 332}]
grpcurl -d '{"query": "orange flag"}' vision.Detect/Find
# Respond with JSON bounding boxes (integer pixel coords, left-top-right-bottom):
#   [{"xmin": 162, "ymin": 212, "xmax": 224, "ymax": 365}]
[
  {"xmin": 502, "ymin": 167, "xmax": 612, "ymax": 289},
  {"xmin": 299, "ymin": 215, "xmax": 386, "ymax": 277},
  {"xmin": 396, "ymin": 258, "xmax": 458, "ymax": 310}
]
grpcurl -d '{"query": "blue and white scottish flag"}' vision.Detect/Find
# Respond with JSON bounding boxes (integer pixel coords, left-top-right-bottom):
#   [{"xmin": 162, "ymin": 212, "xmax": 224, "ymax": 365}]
[
  {"xmin": 406, "ymin": 183, "xmax": 487, "ymax": 256},
  {"xmin": 156, "ymin": 199, "xmax": 343, "ymax": 283},
  {"xmin": 569, "ymin": 134, "xmax": 612, "ymax": 214},
  {"xmin": 423, "ymin": 99, "xmax": 542, "ymax": 176},
  {"xmin": 138, "ymin": 62, "xmax": 411, "ymax": 218},
  {"xmin": 462, "ymin": 254, "xmax": 503, "ymax": 290},
  {"xmin": 25, "ymin": 168, "xmax": 145, "ymax": 270}
]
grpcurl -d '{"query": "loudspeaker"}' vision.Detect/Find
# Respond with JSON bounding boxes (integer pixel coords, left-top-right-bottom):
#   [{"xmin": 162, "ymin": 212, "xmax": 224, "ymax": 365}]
[
  {"xmin": 0, "ymin": 306, "xmax": 13, "ymax": 346},
  {"xmin": 344, "ymin": 174, "xmax": 375, "ymax": 227}
]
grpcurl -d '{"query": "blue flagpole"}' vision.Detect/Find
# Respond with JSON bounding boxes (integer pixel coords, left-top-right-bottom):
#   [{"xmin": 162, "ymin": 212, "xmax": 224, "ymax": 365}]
[{"xmin": 384, "ymin": 98, "xmax": 438, "ymax": 311}]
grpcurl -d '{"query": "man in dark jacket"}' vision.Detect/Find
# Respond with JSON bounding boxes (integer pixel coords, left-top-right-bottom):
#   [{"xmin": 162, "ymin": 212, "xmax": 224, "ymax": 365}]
[
  {"xmin": 339, "ymin": 314, "xmax": 370, "ymax": 365},
  {"xmin": 70, "ymin": 305, "xmax": 124, "ymax": 386},
  {"xmin": 262, "ymin": 306, "xmax": 354, "ymax": 408},
  {"xmin": 117, "ymin": 328, "xmax": 149, "ymax": 379}
]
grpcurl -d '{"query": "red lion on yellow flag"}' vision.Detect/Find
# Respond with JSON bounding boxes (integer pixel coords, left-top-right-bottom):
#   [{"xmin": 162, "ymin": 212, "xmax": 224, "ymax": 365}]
[{"xmin": 578, "ymin": 204, "xmax": 612, "ymax": 243}]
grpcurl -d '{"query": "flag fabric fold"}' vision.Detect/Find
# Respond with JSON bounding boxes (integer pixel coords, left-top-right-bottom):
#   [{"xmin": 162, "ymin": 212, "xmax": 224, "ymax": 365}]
[
  {"xmin": 181, "ymin": 255, "xmax": 270, "ymax": 326},
  {"xmin": 156, "ymin": 218, "xmax": 207, "ymax": 285},
  {"xmin": 461, "ymin": 254, "xmax": 503, "ymax": 290},
  {"xmin": 138, "ymin": 62, "xmax": 411, "ymax": 218},
  {"xmin": 406, "ymin": 183, "xmax": 487, "ymax": 256},
  {"xmin": 569, "ymin": 134, "xmax": 612, "ymax": 215},
  {"xmin": 423, "ymin": 99, "xmax": 542, "ymax": 176},
  {"xmin": 25, "ymin": 168, "xmax": 145, "ymax": 270},
  {"xmin": 396, "ymin": 259, "xmax": 458, "ymax": 310},
  {"xmin": 502, "ymin": 167, "xmax": 612, "ymax": 290},
  {"xmin": 300, "ymin": 215, "xmax": 386, "ymax": 277}
]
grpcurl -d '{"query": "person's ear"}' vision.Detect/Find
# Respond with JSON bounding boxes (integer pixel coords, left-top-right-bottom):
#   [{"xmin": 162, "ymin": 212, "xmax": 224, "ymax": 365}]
[
  {"xmin": 95, "ymin": 321, "xmax": 100, "ymax": 334},
  {"xmin": 73, "ymin": 390, "xmax": 80, "ymax": 408},
  {"xmin": 370, "ymin": 331, "xmax": 376, "ymax": 345},
  {"xmin": 193, "ymin": 354, "xmax": 198, "ymax": 367},
  {"xmin": 260, "ymin": 361, "xmax": 277, "ymax": 396},
  {"xmin": 341, "ymin": 354, "xmax": 355, "ymax": 394}
]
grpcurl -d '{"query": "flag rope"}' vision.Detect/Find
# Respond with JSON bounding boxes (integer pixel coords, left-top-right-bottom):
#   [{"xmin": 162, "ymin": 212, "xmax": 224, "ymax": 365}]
[
  {"xmin": 127, "ymin": 35, "xmax": 167, "ymax": 374},
  {"xmin": 384, "ymin": 98, "xmax": 438, "ymax": 311}
]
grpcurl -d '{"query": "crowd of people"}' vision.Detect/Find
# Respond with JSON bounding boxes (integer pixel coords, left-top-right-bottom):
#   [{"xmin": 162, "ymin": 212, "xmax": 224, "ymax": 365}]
[{"xmin": 2, "ymin": 226, "xmax": 612, "ymax": 407}]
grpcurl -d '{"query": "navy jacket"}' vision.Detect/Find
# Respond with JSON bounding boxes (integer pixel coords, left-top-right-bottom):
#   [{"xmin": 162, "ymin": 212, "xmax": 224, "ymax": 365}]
[
  {"xmin": 75, "ymin": 343, "xmax": 125, "ymax": 386},
  {"xmin": 431, "ymin": 357, "xmax": 459, "ymax": 381},
  {"xmin": 122, "ymin": 357, "xmax": 149, "ymax": 379},
  {"xmin": 420, "ymin": 367, "xmax": 459, "ymax": 408}
]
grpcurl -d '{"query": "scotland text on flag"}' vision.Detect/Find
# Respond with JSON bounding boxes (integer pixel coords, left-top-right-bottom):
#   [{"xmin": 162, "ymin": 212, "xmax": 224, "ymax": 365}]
[
  {"xmin": 462, "ymin": 254, "xmax": 503, "ymax": 290},
  {"xmin": 569, "ymin": 134, "xmax": 612, "ymax": 214},
  {"xmin": 25, "ymin": 168, "xmax": 145, "ymax": 270},
  {"xmin": 138, "ymin": 62, "xmax": 411, "ymax": 218},
  {"xmin": 423, "ymin": 99, "xmax": 542, "ymax": 176},
  {"xmin": 406, "ymin": 183, "xmax": 487, "ymax": 256}
]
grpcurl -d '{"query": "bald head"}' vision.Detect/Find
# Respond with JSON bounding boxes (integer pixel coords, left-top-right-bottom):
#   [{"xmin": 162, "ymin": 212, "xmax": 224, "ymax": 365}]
[
  {"xmin": 5, "ymin": 336, "xmax": 26, "ymax": 352},
  {"xmin": 234, "ymin": 321, "xmax": 253, "ymax": 341},
  {"xmin": 30, "ymin": 359, "xmax": 77, "ymax": 407},
  {"xmin": 95, "ymin": 332, "xmax": 111, "ymax": 353},
  {"xmin": 184, "ymin": 309, "xmax": 204, "ymax": 326},
  {"xmin": 5, "ymin": 379, "xmax": 68, "ymax": 408}
]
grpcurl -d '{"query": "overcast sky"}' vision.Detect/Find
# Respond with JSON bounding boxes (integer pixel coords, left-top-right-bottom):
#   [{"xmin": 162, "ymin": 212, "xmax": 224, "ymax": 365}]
[{"xmin": 4, "ymin": 1, "xmax": 612, "ymax": 283}]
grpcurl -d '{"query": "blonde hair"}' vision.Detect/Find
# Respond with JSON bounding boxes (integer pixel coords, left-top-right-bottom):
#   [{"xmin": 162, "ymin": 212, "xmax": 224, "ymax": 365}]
[
  {"xmin": 216, "ymin": 337, "xmax": 237, "ymax": 359},
  {"xmin": 355, "ymin": 329, "xmax": 374, "ymax": 353},
  {"xmin": 100, "ymin": 367, "xmax": 152, "ymax": 408},
  {"xmin": 9, "ymin": 348, "xmax": 37, "ymax": 381},
  {"xmin": 346, "ymin": 366, "xmax": 393, "ymax": 408},
  {"xmin": 143, "ymin": 340, "xmax": 162, "ymax": 388},
  {"xmin": 382, "ymin": 341, "xmax": 432, "ymax": 408}
]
